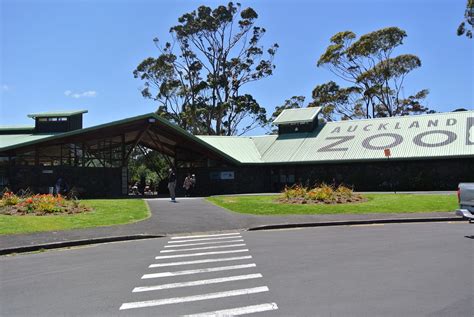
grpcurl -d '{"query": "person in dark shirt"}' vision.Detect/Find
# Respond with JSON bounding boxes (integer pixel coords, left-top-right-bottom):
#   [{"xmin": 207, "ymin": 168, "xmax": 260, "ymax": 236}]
[{"xmin": 167, "ymin": 168, "xmax": 177, "ymax": 202}]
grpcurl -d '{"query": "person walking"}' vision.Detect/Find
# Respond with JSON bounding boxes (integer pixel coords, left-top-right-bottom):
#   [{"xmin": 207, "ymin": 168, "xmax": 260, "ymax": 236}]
[
  {"xmin": 183, "ymin": 173, "xmax": 193, "ymax": 197},
  {"xmin": 167, "ymin": 168, "xmax": 177, "ymax": 202},
  {"xmin": 191, "ymin": 174, "xmax": 196, "ymax": 196}
]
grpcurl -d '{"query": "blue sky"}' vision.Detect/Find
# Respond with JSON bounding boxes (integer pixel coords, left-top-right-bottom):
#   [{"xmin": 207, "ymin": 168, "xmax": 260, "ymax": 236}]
[{"xmin": 1, "ymin": 0, "xmax": 473, "ymax": 135}]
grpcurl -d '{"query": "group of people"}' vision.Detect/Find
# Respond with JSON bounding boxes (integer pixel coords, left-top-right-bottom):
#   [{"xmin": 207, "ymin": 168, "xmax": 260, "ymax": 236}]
[
  {"xmin": 129, "ymin": 168, "xmax": 196, "ymax": 201},
  {"xmin": 167, "ymin": 168, "xmax": 196, "ymax": 202}
]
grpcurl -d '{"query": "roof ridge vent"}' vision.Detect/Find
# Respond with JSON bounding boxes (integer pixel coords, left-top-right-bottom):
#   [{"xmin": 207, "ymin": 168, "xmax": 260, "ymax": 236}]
[{"xmin": 273, "ymin": 107, "xmax": 321, "ymax": 134}]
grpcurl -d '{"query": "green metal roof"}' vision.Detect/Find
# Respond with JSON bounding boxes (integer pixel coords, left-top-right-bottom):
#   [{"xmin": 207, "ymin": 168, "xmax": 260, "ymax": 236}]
[
  {"xmin": 273, "ymin": 107, "xmax": 321, "ymax": 125},
  {"xmin": 0, "ymin": 113, "xmax": 241, "ymax": 165},
  {"xmin": 0, "ymin": 133, "xmax": 57, "ymax": 149},
  {"xmin": 0, "ymin": 126, "xmax": 35, "ymax": 131},
  {"xmin": 199, "ymin": 110, "xmax": 474, "ymax": 164},
  {"xmin": 2, "ymin": 110, "xmax": 473, "ymax": 165},
  {"xmin": 27, "ymin": 109, "xmax": 88, "ymax": 118},
  {"xmin": 196, "ymin": 136, "xmax": 265, "ymax": 163}
]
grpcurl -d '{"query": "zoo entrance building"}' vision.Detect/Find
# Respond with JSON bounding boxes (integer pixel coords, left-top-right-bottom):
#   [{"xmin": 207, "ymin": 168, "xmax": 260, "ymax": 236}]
[{"xmin": 0, "ymin": 108, "xmax": 473, "ymax": 197}]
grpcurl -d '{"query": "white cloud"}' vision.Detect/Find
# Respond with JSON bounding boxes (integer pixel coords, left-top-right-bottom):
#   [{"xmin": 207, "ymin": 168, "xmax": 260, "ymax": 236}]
[
  {"xmin": 2, "ymin": 85, "xmax": 10, "ymax": 91},
  {"xmin": 64, "ymin": 90, "xmax": 97, "ymax": 98}
]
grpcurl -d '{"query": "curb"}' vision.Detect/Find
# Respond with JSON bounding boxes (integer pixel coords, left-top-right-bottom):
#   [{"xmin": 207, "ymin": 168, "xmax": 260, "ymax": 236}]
[
  {"xmin": 248, "ymin": 217, "xmax": 464, "ymax": 231},
  {"xmin": 0, "ymin": 234, "xmax": 164, "ymax": 256},
  {"xmin": 1, "ymin": 217, "xmax": 464, "ymax": 255}
]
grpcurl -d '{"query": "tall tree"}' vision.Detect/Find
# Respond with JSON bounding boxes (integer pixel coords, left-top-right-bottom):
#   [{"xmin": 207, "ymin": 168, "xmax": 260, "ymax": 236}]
[
  {"xmin": 270, "ymin": 95, "xmax": 306, "ymax": 122},
  {"xmin": 134, "ymin": 2, "xmax": 278, "ymax": 135},
  {"xmin": 315, "ymin": 27, "xmax": 432, "ymax": 119},
  {"xmin": 308, "ymin": 81, "xmax": 363, "ymax": 121},
  {"xmin": 457, "ymin": 0, "xmax": 473, "ymax": 38}
]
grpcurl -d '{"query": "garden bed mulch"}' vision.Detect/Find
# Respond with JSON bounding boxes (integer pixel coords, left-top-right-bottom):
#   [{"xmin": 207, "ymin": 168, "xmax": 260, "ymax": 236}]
[{"xmin": 0, "ymin": 205, "xmax": 92, "ymax": 216}]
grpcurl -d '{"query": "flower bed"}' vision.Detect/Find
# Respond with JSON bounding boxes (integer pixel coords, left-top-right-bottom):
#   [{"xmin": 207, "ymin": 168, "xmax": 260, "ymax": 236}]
[
  {"xmin": 0, "ymin": 191, "xmax": 91, "ymax": 216},
  {"xmin": 278, "ymin": 184, "xmax": 366, "ymax": 204}
]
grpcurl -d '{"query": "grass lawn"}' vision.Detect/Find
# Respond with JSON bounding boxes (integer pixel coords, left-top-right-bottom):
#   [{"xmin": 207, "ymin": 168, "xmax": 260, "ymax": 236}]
[
  {"xmin": 0, "ymin": 199, "xmax": 150, "ymax": 235},
  {"xmin": 207, "ymin": 194, "xmax": 457, "ymax": 215}
]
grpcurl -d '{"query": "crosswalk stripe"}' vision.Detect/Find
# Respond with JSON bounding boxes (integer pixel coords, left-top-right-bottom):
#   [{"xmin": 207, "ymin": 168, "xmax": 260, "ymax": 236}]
[
  {"xmin": 133, "ymin": 273, "xmax": 263, "ymax": 292},
  {"xmin": 160, "ymin": 244, "xmax": 246, "ymax": 253},
  {"xmin": 155, "ymin": 249, "xmax": 248, "ymax": 260},
  {"xmin": 171, "ymin": 233, "xmax": 240, "ymax": 240},
  {"xmin": 164, "ymin": 239, "xmax": 244, "ymax": 248},
  {"xmin": 119, "ymin": 286, "xmax": 269, "ymax": 310},
  {"xmin": 168, "ymin": 236, "xmax": 242, "ymax": 243},
  {"xmin": 149, "ymin": 256, "xmax": 253, "ymax": 268},
  {"xmin": 141, "ymin": 264, "xmax": 256, "ymax": 279},
  {"xmin": 182, "ymin": 302, "xmax": 279, "ymax": 316}
]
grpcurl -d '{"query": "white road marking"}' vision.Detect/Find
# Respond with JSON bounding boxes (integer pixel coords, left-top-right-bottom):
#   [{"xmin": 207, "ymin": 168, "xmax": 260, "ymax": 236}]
[
  {"xmin": 348, "ymin": 224, "xmax": 385, "ymax": 227},
  {"xmin": 183, "ymin": 302, "xmax": 279, "ymax": 316},
  {"xmin": 160, "ymin": 244, "xmax": 246, "ymax": 253},
  {"xmin": 119, "ymin": 286, "xmax": 269, "ymax": 310},
  {"xmin": 141, "ymin": 264, "xmax": 256, "ymax": 279},
  {"xmin": 149, "ymin": 256, "xmax": 253, "ymax": 268},
  {"xmin": 155, "ymin": 249, "xmax": 248, "ymax": 260},
  {"xmin": 164, "ymin": 239, "xmax": 244, "ymax": 248},
  {"xmin": 168, "ymin": 236, "xmax": 242, "ymax": 243},
  {"xmin": 171, "ymin": 233, "xmax": 240, "ymax": 240},
  {"xmin": 133, "ymin": 273, "xmax": 262, "ymax": 292}
]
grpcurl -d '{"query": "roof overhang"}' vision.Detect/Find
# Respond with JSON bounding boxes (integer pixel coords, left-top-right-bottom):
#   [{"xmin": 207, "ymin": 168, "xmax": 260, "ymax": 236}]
[{"xmin": 0, "ymin": 113, "xmax": 241, "ymax": 165}]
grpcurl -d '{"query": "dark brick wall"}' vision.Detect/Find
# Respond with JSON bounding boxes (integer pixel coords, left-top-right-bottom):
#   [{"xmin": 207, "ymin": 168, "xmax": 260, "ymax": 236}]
[
  {"xmin": 177, "ymin": 166, "xmax": 270, "ymax": 196},
  {"xmin": 3, "ymin": 158, "xmax": 472, "ymax": 198},
  {"xmin": 178, "ymin": 158, "xmax": 473, "ymax": 194}
]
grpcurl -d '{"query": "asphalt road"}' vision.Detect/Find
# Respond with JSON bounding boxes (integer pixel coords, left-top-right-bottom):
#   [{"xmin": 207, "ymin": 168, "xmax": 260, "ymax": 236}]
[{"xmin": 1, "ymin": 222, "xmax": 472, "ymax": 316}]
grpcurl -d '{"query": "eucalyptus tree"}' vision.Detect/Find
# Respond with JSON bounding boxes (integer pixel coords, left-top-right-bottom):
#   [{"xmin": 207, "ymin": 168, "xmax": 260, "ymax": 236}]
[
  {"xmin": 270, "ymin": 95, "xmax": 306, "ymax": 121},
  {"xmin": 315, "ymin": 27, "xmax": 432, "ymax": 120},
  {"xmin": 457, "ymin": 0, "xmax": 473, "ymax": 38},
  {"xmin": 134, "ymin": 2, "xmax": 278, "ymax": 135}
]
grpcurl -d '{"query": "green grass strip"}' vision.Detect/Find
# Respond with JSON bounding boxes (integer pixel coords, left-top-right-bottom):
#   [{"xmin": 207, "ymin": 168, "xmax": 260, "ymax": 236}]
[
  {"xmin": 207, "ymin": 194, "xmax": 457, "ymax": 215},
  {"xmin": 0, "ymin": 199, "xmax": 150, "ymax": 235}
]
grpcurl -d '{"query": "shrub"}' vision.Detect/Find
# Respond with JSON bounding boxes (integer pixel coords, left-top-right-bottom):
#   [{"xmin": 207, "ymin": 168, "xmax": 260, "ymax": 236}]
[
  {"xmin": 19, "ymin": 194, "xmax": 67, "ymax": 213},
  {"xmin": 0, "ymin": 191, "xmax": 90, "ymax": 215},
  {"xmin": 1, "ymin": 192, "xmax": 20, "ymax": 206},
  {"xmin": 283, "ymin": 185, "xmax": 307, "ymax": 199},
  {"xmin": 280, "ymin": 183, "xmax": 363, "ymax": 204},
  {"xmin": 336, "ymin": 185, "xmax": 354, "ymax": 198}
]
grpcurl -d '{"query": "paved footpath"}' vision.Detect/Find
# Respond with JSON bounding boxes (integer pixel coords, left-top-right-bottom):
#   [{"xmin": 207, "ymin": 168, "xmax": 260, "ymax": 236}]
[{"xmin": 0, "ymin": 197, "xmax": 459, "ymax": 252}]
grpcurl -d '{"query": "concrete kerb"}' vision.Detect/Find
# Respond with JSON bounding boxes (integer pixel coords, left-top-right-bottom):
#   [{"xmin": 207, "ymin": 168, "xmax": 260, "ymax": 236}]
[
  {"xmin": 1, "ymin": 216, "xmax": 465, "ymax": 256},
  {"xmin": 0, "ymin": 234, "xmax": 164, "ymax": 256},
  {"xmin": 248, "ymin": 216, "xmax": 465, "ymax": 231}
]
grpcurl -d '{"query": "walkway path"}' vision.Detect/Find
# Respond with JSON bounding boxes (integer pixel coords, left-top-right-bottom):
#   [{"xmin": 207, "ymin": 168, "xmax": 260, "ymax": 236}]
[{"xmin": 0, "ymin": 197, "xmax": 458, "ymax": 253}]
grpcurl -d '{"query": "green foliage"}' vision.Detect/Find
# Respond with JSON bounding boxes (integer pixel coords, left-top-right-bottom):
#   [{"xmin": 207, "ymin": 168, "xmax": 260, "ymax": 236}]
[
  {"xmin": 128, "ymin": 146, "xmax": 167, "ymax": 185},
  {"xmin": 315, "ymin": 27, "xmax": 433, "ymax": 120},
  {"xmin": 309, "ymin": 81, "xmax": 364, "ymax": 121},
  {"xmin": 134, "ymin": 2, "xmax": 278, "ymax": 136},
  {"xmin": 457, "ymin": 0, "xmax": 473, "ymax": 38}
]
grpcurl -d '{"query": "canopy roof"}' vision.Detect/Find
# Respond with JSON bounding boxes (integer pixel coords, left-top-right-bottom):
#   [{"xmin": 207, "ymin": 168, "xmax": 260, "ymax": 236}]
[{"xmin": 0, "ymin": 113, "xmax": 240, "ymax": 164}]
